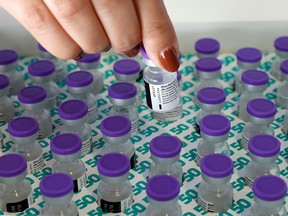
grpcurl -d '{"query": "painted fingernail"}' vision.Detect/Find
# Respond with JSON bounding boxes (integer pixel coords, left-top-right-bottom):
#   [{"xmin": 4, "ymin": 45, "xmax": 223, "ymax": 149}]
[
  {"xmin": 159, "ymin": 47, "xmax": 180, "ymax": 72},
  {"xmin": 101, "ymin": 45, "xmax": 111, "ymax": 53},
  {"xmin": 124, "ymin": 44, "xmax": 140, "ymax": 57},
  {"xmin": 73, "ymin": 51, "xmax": 84, "ymax": 61}
]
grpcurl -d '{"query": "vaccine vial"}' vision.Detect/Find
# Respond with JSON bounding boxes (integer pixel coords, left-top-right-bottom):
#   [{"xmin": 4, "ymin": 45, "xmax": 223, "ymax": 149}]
[
  {"xmin": 18, "ymin": 86, "xmax": 53, "ymax": 139},
  {"xmin": 28, "ymin": 60, "xmax": 60, "ymax": 109},
  {"xmin": 196, "ymin": 114, "xmax": 230, "ymax": 166},
  {"xmin": 194, "ymin": 38, "xmax": 220, "ymax": 79},
  {"xmin": 277, "ymin": 60, "xmax": 288, "ymax": 108},
  {"xmin": 0, "ymin": 49, "xmax": 25, "ymax": 95},
  {"xmin": 40, "ymin": 173, "xmax": 79, "ymax": 216},
  {"xmin": 238, "ymin": 70, "xmax": 269, "ymax": 122},
  {"xmin": 245, "ymin": 134, "xmax": 281, "ymax": 187},
  {"xmin": 0, "ymin": 154, "xmax": 34, "ymax": 213},
  {"xmin": 194, "ymin": 58, "xmax": 223, "ymax": 105},
  {"xmin": 271, "ymin": 36, "xmax": 288, "ymax": 80},
  {"xmin": 58, "ymin": 100, "xmax": 92, "ymax": 156},
  {"xmin": 241, "ymin": 98, "xmax": 276, "ymax": 150},
  {"xmin": 113, "ymin": 59, "xmax": 142, "ymax": 106},
  {"xmin": 100, "ymin": 115, "xmax": 137, "ymax": 168},
  {"xmin": 234, "ymin": 47, "xmax": 262, "ymax": 93},
  {"xmin": 66, "ymin": 70, "xmax": 98, "ymax": 124},
  {"xmin": 141, "ymin": 47, "xmax": 179, "ymax": 112},
  {"xmin": 149, "ymin": 135, "xmax": 183, "ymax": 184},
  {"xmin": 50, "ymin": 133, "xmax": 87, "ymax": 192},
  {"xmin": 283, "ymin": 110, "xmax": 288, "ymax": 134},
  {"xmin": 250, "ymin": 175, "xmax": 287, "ymax": 216},
  {"xmin": 198, "ymin": 154, "xmax": 234, "ymax": 213},
  {"xmin": 97, "ymin": 152, "xmax": 133, "ymax": 213},
  {"xmin": 77, "ymin": 53, "xmax": 103, "ymax": 95},
  {"xmin": 8, "ymin": 117, "xmax": 44, "ymax": 174},
  {"xmin": 145, "ymin": 175, "xmax": 182, "ymax": 216},
  {"xmin": 38, "ymin": 43, "xmax": 66, "ymax": 82},
  {"xmin": 0, "ymin": 74, "xmax": 15, "ymax": 122},
  {"xmin": 195, "ymin": 87, "xmax": 226, "ymax": 133},
  {"xmin": 108, "ymin": 82, "xmax": 138, "ymax": 136}
]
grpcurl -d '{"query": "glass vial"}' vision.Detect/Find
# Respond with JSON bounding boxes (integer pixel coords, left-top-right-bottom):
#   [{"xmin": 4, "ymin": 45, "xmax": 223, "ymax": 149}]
[
  {"xmin": 50, "ymin": 133, "xmax": 87, "ymax": 192},
  {"xmin": 8, "ymin": 117, "xmax": 44, "ymax": 174},
  {"xmin": 97, "ymin": 152, "xmax": 133, "ymax": 213},
  {"xmin": 0, "ymin": 74, "xmax": 15, "ymax": 122},
  {"xmin": 283, "ymin": 110, "xmax": 288, "ymax": 134},
  {"xmin": 277, "ymin": 59, "xmax": 288, "ymax": 108},
  {"xmin": 40, "ymin": 173, "xmax": 79, "ymax": 216},
  {"xmin": 18, "ymin": 86, "xmax": 53, "ymax": 139}
]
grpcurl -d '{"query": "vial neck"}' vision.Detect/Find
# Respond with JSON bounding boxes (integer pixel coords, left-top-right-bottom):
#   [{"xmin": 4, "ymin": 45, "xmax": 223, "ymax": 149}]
[
  {"xmin": 25, "ymin": 109, "xmax": 44, "ymax": 115},
  {"xmin": 250, "ymin": 154, "xmax": 278, "ymax": 165},
  {"xmin": 103, "ymin": 134, "xmax": 130, "ymax": 145},
  {"xmin": 3, "ymin": 179, "xmax": 26, "ymax": 190},
  {"xmin": 43, "ymin": 193, "xmax": 73, "ymax": 205},
  {"xmin": 100, "ymin": 173, "xmax": 129, "ymax": 184},
  {"xmin": 255, "ymin": 197, "xmax": 285, "ymax": 209},
  {"xmin": 71, "ymin": 92, "xmax": 90, "ymax": 100},
  {"xmin": 11, "ymin": 133, "xmax": 38, "ymax": 145},
  {"xmin": 200, "ymin": 103, "xmax": 224, "ymax": 112},
  {"xmin": 0, "ymin": 62, "xmax": 17, "ymax": 72},
  {"xmin": 53, "ymin": 152, "xmax": 81, "ymax": 162},
  {"xmin": 151, "ymin": 155, "xmax": 179, "ymax": 166}
]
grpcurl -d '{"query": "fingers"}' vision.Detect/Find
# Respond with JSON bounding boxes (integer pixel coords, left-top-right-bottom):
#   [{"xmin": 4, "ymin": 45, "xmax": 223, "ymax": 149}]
[
  {"xmin": 134, "ymin": 0, "xmax": 180, "ymax": 72},
  {"xmin": 92, "ymin": 0, "xmax": 141, "ymax": 56}
]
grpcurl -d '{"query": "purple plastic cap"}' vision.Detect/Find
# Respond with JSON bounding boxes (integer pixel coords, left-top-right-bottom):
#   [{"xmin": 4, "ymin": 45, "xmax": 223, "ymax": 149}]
[
  {"xmin": 113, "ymin": 59, "xmax": 141, "ymax": 75},
  {"xmin": 0, "ymin": 49, "xmax": 18, "ymax": 65},
  {"xmin": 28, "ymin": 60, "xmax": 55, "ymax": 77},
  {"xmin": 58, "ymin": 100, "xmax": 88, "ymax": 120},
  {"xmin": 200, "ymin": 114, "xmax": 230, "ymax": 136},
  {"xmin": 78, "ymin": 53, "xmax": 101, "ymax": 63},
  {"xmin": 0, "ymin": 74, "xmax": 9, "ymax": 90},
  {"xmin": 241, "ymin": 70, "xmax": 269, "ymax": 86},
  {"xmin": 50, "ymin": 133, "xmax": 82, "ymax": 155},
  {"xmin": 197, "ymin": 87, "xmax": 226, "ymax": 104},
  {"xmin": 150, "ymin": 135, "xmax": 182, "ymax": 158},
  {"xmin": 280, "ymin": 60, "xmax": 288, "ymax": 74},
  {"xmin": 40, "ymin": 173, "xmax": 74, "ymax": 198},
  {"xmin": 253, "ymin": 175, "xmax": 287, "ymax": 201},
  {"xmin": 236, "ymin": 47, "xmax": 262, "ymax": 63},
  {"xmin": 177, "ymin": 71, "xmax": 182, "ymax": 81},
  {"xmin": 97, "ymin": 152, "xmax": 130, "ymax": 177},
  {"xmin": 146, "ymin": 175, "xmax": 180, "ymax": 201},
  {"xmin": 0, "ymin": 154, "xmax": 27, "ymax": 177},
  {"xmin": 108, "ymin": 82, "xmax": 137, "ymax": 99},
  {"xmin": 100, "ymin": 115, "xmax": 131, "ymax": 137},
  {"xmin": 195, "ymin": 38, "xmax": 220, "ymax": 55},
  {"xmin": 249, "ymin": 134, "xmax": 281, "ymax": 157},
  {"xmin": 274, "ymin": 36, "xmax": 288, "ymax": 52},
  {"xmin": 200, "ymin": 154, "xmax": 233, "ymax": 178},
  {"xmin": 66, "ymin": 71, "xmax": 93, "ymax": 87},
  {"xmin": 141, "ymin": 47, "xmax": 150, "ymax": 60},
  {"xmin": 38, "ymin": 43, "xmax": 47, "ymax": 52},
  {"xmin": 18, "ymin": 86, "xmax": 47, "ymax": 104},
  {"xmin": 195, "ymin": 58, "xmax": 222, "ymax": 72},
  {"xmin": 247, "ymin": 98, "xmax": 276, "ymax": 118},
  {"xmin": 8, "ymin": 117, "xmax": 39, "ymax": 138}
]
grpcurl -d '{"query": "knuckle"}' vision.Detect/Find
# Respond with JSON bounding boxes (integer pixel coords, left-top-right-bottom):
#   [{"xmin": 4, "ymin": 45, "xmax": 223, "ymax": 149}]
[
  {"xmin": 94, "ymin": 0, "xmax": 122, "ymax": 12},
  {"xmin": 50, "ymin": 0, "xmax": 82, "ymax": 20},
  {"xmin": 144, "ymin": 20, "xmax": 173, "ymax": 39}
]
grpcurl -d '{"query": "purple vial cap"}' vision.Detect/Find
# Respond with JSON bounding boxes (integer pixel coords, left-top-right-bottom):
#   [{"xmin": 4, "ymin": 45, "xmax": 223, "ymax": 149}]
[
  {"xmin": 58, "ymin": 100, "xmax": 88, "ymax": 120},
  {"xmin": 40, "ymin": 173, "xmax": 74, "ymax": 198},
  {"xmin": 241, "ymin": 70, "xmax": 269, "ymax": 86},
  {"xmin": 201, "ymin": 154, "xmax": 233, "ymax": 178},
  {"xmin": 236, "ymin": 47, "xmax": 262, "ymax": 63},
  {"xmin": 66, "ymin": 71, "xmax": 93, "ymax": 87},
  {"xmin": 100, "ymin": 115, "xmax": 131, "ymax": 137},
  {"xmin": 249, "ymin": 134, "xmax": 281, "ymax": 157},
  {"xmin": 50, "ymin": 133, "xmax": 82, "ymax": 155},
  {"xmin": 274, "ymin": 36, "xmax": 288, "ymax": 52},
  {"xmin": 108, "ymin": 82, "xmax": 137, "ymax": 99},
  {"xmin": 247, "ymin": 98, "xmax": 276, "ymax": 118},
  {"xmin": 194, "ymin": 38, "xmax": 220, "ymax": 55},
  {"xmin": 8, "ymin": 117, "xmax": 39, "ymax": 138},
  {"xmin": 177, "ymin": 71, "xmax": 182, "ymax": 81},
  {"xmin": 195, "ymin": 58, "xmax": 222, "ymax": 72},
  {"xmin": 197, "ymin": 87, "xmax": 226, "ymax": 104},
  {"xmin": 18, "ymin": 86, "xmax": 47, "ymax": 104},
  {"xmin": 0, "ymin": 74, "xmax": 9, "ymax": 90},
  {"xmin": 280, "ymin": 60, "xmax": 288, "ymax": 75},
  {"xmin": 78, "ymin": 53, "xmax": 101, "ymax": 63},
  {"xmin": 141, "ymin": 47, "xmax": 150, "ymax": 60},
  {"xmin": 0, "ymin": 154, "xmax": 27, "ymax": 177},
  {"xmin": 38, "ymin": 43, "xmax": 47, "ymax": 52},
  {"xmin": 146, "ymin": 175, "xmax": 180, "ymax": 201},
  {"xmin": 200, "ymin": 114, "xmax": 230, "ymax": 136},
  {"xmin": 253, "ymin": 175, "xmax": 287, "ymax": 201},
  {"xmin": 150, "ymin": 135, "xmax": 182, "ymax": 158},
  {"xmin": 28, "ymin": 60, "xmax": 55, "ymax": 77},
  {"xmin": 0, "ymin": 49, "xmax": 18, "ymax": 65},
  {"xmin": 113, "ymin": 59, "xmax": 141, "ymax": 75},
  {"xmin": 97, "ymin": 152, "xmax": 130, "ymax": 177}
]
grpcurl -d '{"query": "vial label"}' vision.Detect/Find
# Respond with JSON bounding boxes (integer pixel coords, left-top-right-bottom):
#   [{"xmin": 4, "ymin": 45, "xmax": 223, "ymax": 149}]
[
  {"xmin": 46, "ymin": 95, "xmax": 59, "ymax": 109},
  {"xmin": 131, "ymin": 119, "xmax": 139, "ymax": 135},
  {"xmin": 245, "ymin": 175, "xmax": 253, "ymax": 188},
  {"xmin": 198, "ymin": 196, "xmax": 215, "ymax": 212},
  {"xmin": 144, "ymin": 78, "xmax": 179, "ymax": 112},
  {"xmin": 0, "ymin": 113, "xmax": 5, "ymax": 123},
  {"xmin": 153, "ymin": 102, "xmax": 182, "ymax": 122},
  {"xmin": 194, "ymin": 123, "xmax": 200, "ymax": 134},
  {"xmin": 130, "ymin": 153, "xmax": 137, "ymax": 169},
  {"xmin": 6, "ymin": 193, "xmax": 34, "ymax": 213},
  {"xmin": 81, "ymin": 137, "xmax": 92, "ymax": 155},
  {"xmin": 73, "ymin": 172, "xmax": 87, "ymax": 192},
  {"xmin": 0, "ymin": 137, "xmax": 3, "ymax": 148},
  {"xmin": 27, "ymin": 154, "xmax": 44, "ymax": 174},
  {"xmin": 37, "ymin": 128, "xmax": 43, "ymax": 140},
  {"xmin": 241, "ymin": 134, "xmax": 249, "ymax": 150},
  {"xmin": 87, "ymin": 106, "xmax": 97, "ymax": 124},
  {"xmin": 100, "ymin": 194, "xmax": 133, "ymax": 213},
  {"xmin": 195, "ymin": 154, "xmax": 202, "ymax": 166},
  {"xmin": 277, "ymin": 95, "xmax": 288, "ymax": 108}
]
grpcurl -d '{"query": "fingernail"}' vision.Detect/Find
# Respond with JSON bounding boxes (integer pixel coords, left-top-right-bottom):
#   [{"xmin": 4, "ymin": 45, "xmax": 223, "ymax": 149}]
[
  {"xmin": 124, "ymin": 44, "xmax": 140, "ymax": 57},
  {"xmin": 73, "ymin": 51, "xmax": 84, "ymax": 61},
  {"xmin": 101, "ymin": 45, "xmax": 111, "ymax": 53},
  {"xmin": 159, "ymin": 47, "xmax": 180, "ymax": 72}
]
